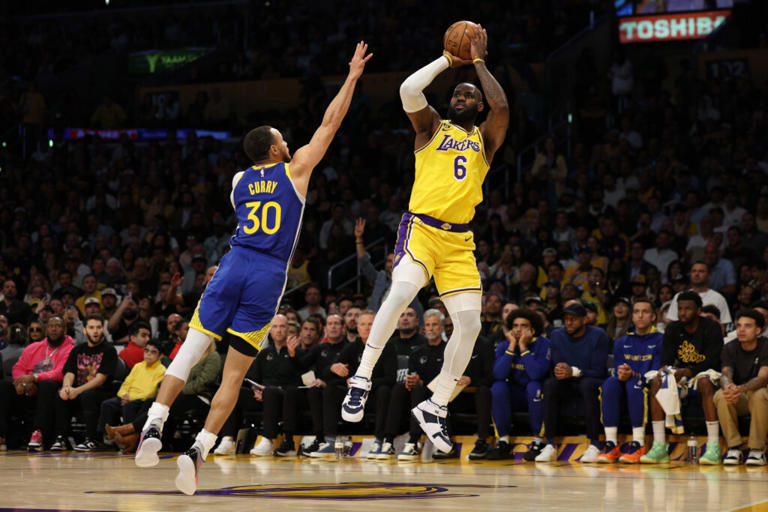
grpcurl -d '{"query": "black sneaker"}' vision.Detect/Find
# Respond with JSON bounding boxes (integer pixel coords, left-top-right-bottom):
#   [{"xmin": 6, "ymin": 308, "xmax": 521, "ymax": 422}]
[
  {"xmin": 487, "ymin": 440, "xmax": 513, "ymax": 460},
  {"xmin": 50, "ymin": 435, "xmax": 68, "ymax": 451},
  {"xmin": 274, "ymin": 439, "xmax": 297, "ymax": 457},
  {"xmin": 300, "ymin": 438, "xmax": 321, "ymax": 457},
  {"xmin": 523, "ymin": 440, "xmax": 547, "ymax": 462},
  {"xmin": 468, "ymin": 439, "xmax": 490, "ymax": 460},
  {"xmin": 175, "ymin": 446, "xmax": 203, "ymax": 496},
  {"xmin": 432, "ymin": 445, "xmax": 459, "ymax": 459},
  {"xmin": 74, "ymin": 438, "xmax": 97, "ymax": 452}
]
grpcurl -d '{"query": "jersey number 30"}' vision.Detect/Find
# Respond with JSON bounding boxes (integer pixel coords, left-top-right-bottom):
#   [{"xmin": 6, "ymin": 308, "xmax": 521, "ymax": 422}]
[
  {"xmin": 243, "ymin": 201, "xmax": 282, "ymax": 235},
  {"xmin": 453, "ymin": 155, "xmax": 468, "ymax": 181}
]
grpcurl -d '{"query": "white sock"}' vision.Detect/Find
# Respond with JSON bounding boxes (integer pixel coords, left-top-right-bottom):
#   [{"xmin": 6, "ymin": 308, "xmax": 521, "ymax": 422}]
[
  {"xmin": 194, "ymin": 429, "xmax": 218, "ymax": 460},
  {"xmin": 431, "ymin": 310, "xmax": 480, "ymax": 406},
  {"xmin": 632, "ymin": 427, "xmax": 645, "ymax": 446},
  {"xmin": 652, "ymin": 421, "xmax": 665, "ymax": 444},
  {"xmin": 356, "ymin": 281, "xmax": 419, "ymax": 378},
  {"xmin": 499, "ymin": 436, "xmax": 509, "ymax": 443},
  {"xmin": 605, "ymin": 427, "xmax": 618, "ymax": 444},
  {"xmin": 143, "ymin": 402, "xmax": 170, "ymax": 433},
  {"xmin": 165, "ymin": 327, "xmax": 214, "ymax": 381},
  {"xmin": 706, "ymin": 421, "xmax": 720, "ymax": 444}
]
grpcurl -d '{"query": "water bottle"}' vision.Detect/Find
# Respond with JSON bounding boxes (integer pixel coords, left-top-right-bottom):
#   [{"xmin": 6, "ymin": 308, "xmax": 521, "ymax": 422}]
[
  {"xmin": 335, "ymin": 438, "xmax": 345, "ymax": 459},
  {"xmin": 687, "ymin": 435, "xmax": 698, "ymax": 463}
]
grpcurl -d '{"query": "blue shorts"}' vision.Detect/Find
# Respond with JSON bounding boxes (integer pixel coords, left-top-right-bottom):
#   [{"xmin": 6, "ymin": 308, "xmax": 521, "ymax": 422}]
[{"xmin": 190, "ymin": 245, "xmax": 285, "ymax": 351}]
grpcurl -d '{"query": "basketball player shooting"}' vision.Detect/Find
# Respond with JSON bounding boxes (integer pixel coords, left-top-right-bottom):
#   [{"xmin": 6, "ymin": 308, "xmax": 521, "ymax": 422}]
[
  {"xmin": 133, "ymin": 42, "xmax": 372, "ymax": 495},
  {"xmin": 342, "ymin": 26, "xmax": 508, "ymax": 453}
]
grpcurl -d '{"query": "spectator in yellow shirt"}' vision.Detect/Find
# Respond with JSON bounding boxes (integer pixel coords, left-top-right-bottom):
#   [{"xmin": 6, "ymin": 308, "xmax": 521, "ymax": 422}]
[{"xmin": 96, "ymin": 340, "xmax": 165, "ymax": 440}]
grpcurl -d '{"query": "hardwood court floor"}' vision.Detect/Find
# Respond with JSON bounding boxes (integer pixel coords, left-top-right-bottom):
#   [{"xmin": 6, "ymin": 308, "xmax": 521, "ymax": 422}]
[{"xmin": 1, "ymin": 445, "xmax": 768, "ymax": 512}]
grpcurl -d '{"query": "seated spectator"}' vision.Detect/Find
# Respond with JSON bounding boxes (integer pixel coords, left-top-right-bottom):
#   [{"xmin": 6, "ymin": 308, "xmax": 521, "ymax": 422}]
[
  {"xmin": 1, "ymin": 324, "xmax": 27, "ymax": 380},
  {"xmin": 237, "ymin": 315, "xmax": 307, "ymax": 457},
  {"xmin": 481, "ymin": 291, "xmax": 503, "ymax": 338},
  {"xmin": 665, "ymin": 261, "xmax": 732, "ymax": 327},
  {"xmin": 596, "ymin": 298, "xmax": 662, "ymax": 463},
  {"xmin": 0, "ymin": 279, "xmax": 32, "ymax": 326},
  {"xmin": 108, "ymin": 294, "xmax": 141, "ymax": 344},
  {"xmin": 298, "ymin": 314, "xmax": 352, "ymax": 457},
  {"xmin": 487, "ymin": 309, "xmax": 551, "ymax": 461},
  {"xmin": 99, "ymin": 340, "xmax": 166, "ymax": 451},
  {"xmin": 53, "ymin": 315, "xmax": 118, "ymax": 451},
  {"xmin": 535, "ymin": 303, "xmax": 609, "ymax": 462},
  {"xmin": 297, "ymin": 316, "xmax": 322, "ymax": 351},
  {"xmin": 378, "ymin": 309, "xmax": 446, "ymax": 461},
  {"xmin": 641, "ymin": 292, "xmax": 723, "ymax": 464},
  {"xmin": 330, "ymin": 310, "xmax": 395, "ymax": 458},
  {"xmin": 298, "ymin": 284, "xmax": 326, "ymax": 321},
  {"xmin": 715, "ymin": 310, "xmax": 768, "ymax": 466},
  {"xmin": 604, "ymin": 297, "xmax": 632, "ymax": 342},
  {"xmin": 119, "ymin": 321, "xmax": 152, "ymax": 368},
  {"xmin": 169, "ymin": 319, "xmax": 189, "ymax": 360},
  {"xmin": 4, "ymin": 317, "xmax": 74, "ymax": 451},
  {"xmin": 75, "ymin": 275, "xmax": 102, "ymax": 316}
]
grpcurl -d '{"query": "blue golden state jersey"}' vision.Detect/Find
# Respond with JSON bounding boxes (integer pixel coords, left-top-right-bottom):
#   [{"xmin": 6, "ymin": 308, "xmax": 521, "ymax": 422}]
[
  {"xmin": 410, "ymin": 120, "xmax": 490, "ymax": 224},
  {"xmin": 613, "ymin": 328, "xmax": 663, "ymax": 377},
  {"xmin": 229, "ymin": 162, "xmax": 305, "ymax": 262}
]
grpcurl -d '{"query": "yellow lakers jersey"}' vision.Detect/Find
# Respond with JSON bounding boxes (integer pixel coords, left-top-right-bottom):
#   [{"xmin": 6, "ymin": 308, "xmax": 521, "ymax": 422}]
[{"xmin": 410, "ymin": 120, "xmax": 490, "ymax": 224}]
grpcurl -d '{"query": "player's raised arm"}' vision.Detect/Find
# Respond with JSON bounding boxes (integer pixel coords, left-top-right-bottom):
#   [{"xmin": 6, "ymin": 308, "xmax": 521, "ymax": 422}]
[
  {"xmin": 399, "ymin": 53, "xmax": 458, "ymax": 147},
  {"xmin": 469, "ymin": 26, "xmax": 509, "ymax": 163},
  {"xmin": 290, "ymin": 41, "xmax": 372, "ymax": 193}
]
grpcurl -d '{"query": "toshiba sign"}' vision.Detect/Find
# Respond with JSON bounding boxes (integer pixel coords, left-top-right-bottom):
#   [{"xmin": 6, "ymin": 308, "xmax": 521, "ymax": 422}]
[{"xmin": 619, "ymin": 10, "xmax": 730, "ymax": 43}]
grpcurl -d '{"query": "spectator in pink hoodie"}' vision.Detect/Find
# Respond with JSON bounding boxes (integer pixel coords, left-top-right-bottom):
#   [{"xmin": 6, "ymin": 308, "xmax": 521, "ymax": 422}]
[{"xmin": 4, "ymin": 316, "xmax": 74, "ymax": 450}]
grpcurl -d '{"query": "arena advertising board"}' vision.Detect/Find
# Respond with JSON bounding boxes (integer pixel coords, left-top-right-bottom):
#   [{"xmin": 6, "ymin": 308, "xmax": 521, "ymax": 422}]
[
  {"xmin": 619, "ymin": 10, "xmax": 730, "ymax": 44},
  {"xmin": 129, "ymin": 48, "xmax": 211, "ymax": 75}
]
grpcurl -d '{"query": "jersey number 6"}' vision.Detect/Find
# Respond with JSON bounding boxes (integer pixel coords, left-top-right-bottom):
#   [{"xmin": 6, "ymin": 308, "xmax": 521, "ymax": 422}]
[
  {"xmin": 243, "ymin": 201, "xmax": 282, "ymax": 235},
  {"xmin": 453, "ymin": 155, "xmax": 468, "ymax": 181}
]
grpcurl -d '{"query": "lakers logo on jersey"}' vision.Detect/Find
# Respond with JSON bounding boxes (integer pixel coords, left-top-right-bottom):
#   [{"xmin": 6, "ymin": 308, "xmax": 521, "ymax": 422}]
[{"xmin": 409, "ymin": 121, "xmax": 489, "ymax": 225}]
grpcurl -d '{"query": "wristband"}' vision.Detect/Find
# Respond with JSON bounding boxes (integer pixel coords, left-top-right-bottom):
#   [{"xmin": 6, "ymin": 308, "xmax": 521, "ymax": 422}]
[
  {"xmin": 520, "ymin": 350, "xmax": 531, "ymax": 356},
  {"xmin": 443, "ymin": 53, "xmax": 453, "ymax": 66},
  {"xmin": 571, "ymin": 366, "xmax": 583, "ymax": 378},
  {"xmin": 473, "ymin": 58, "xmax": 485, "ymax": 64}
]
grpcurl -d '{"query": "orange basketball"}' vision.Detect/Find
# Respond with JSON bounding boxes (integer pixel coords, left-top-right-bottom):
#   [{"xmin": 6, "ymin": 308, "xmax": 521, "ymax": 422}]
[{"xmin": 443, "ymin": 20, "xmax": 478, "ymax": 61}]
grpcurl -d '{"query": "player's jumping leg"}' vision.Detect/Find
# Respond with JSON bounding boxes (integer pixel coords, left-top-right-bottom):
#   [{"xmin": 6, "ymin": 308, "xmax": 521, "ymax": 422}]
[
  {"xmin": 412, "ymin": 292, "xmax": 480, "ymax": 453},
  {"xmin": 342, "ymin": 259, "xmax": 425, "ymax": 422},
  {"xmin": 135, "ymin": 327, "xmax": 213, "ymax": 467},
  {"xmin": 176, "ymin": 343, "xmax": 256, "ymax": 495}
]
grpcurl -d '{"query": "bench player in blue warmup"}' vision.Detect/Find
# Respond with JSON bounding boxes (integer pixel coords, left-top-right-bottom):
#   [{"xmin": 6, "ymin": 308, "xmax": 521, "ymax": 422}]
[
  {"xmin": 134, "ymin": 42, "xmax": 372, "ymax": 495},
  {"xmin": 596, "ymin": 297, "xmax": 662, "ymax": 463}
]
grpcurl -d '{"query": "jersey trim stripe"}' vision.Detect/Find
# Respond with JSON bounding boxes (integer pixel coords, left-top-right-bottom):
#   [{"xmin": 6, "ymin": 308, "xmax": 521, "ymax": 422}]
[
  {"xmin": 226, "ymin": 324, "xmax": 270, "ymax": 351},
  {"xmin": 414, "ymin": 121, "xmax": 445, "ymax": 154},
  {"xmin": 475, "ymin": 126, "xmax": 490, "ymax": 168},
  {"xmin": 440, "ymin": 286, "xmax": 482, "ymax": 298},
  {"xmin": 404, "ymin": 215, "xmax": 430, "ymax": 277},
  {"xmin": 190, "ymin": 306, "xmax": 223, "ymax": 341},
  {"xmin": 284, "ymin": 163, "xmax": 306, "ymax": 203}
]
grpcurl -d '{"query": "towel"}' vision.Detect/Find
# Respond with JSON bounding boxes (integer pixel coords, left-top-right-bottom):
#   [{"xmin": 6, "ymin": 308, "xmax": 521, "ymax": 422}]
[{"xmin": 645, "ymin": 368, "xmax": 685, "ymax": 434}]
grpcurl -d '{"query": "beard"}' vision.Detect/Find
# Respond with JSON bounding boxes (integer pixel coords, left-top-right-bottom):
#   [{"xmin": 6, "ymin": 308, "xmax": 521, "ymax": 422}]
[{"xmin": 447, "ymin": 104, "xmax": 478, "ymax": 124}]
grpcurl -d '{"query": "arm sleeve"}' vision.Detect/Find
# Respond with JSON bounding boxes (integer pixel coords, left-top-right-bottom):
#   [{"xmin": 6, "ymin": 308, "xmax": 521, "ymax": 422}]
[
  {"xmin": 549, "ymin": 331, "xmax": 564, "ymax": 366},
  {"xmin": 100, "ymin": 346, "xmax": 118, "ymax": 379},
  {"xmin": 63, "ymin": 348, "xmax": 78, "ymax": 376},
  {"xmin": 117, "ymin": 368, "xmax": 135, "ymax": 397},
  {"xmin": 613, "ymin": 336, "xmax": 626, "ymax": 371},
  {"xmin": 522, "ymin": 337, "xmax": 552, "ymax": 381},
  {"xmin": 399, "ymin": 56, "xmax": 450, "ymax": 113},
  {"xmin": 650, "ymin": 334, "xmax": 663, "ymax": 371},
  {"xmin": 12, "ymin": 346, "xmax": 34, "ymax": 380}
]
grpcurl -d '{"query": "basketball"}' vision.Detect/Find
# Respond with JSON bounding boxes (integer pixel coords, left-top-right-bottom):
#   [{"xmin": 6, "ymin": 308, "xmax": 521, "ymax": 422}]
[{"xmin": 443, "ymin": 20, "xmax": 478, "ymax": 61}]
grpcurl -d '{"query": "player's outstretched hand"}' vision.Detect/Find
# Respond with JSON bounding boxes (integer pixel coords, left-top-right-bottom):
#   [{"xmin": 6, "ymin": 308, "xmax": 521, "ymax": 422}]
[
  {"xmin": 348, "ymin": 41, "xmax": 373, "ymax": 80},
  {"xmin": 469, "ymin": 25, "xmax": 488, "ymax": 61}
]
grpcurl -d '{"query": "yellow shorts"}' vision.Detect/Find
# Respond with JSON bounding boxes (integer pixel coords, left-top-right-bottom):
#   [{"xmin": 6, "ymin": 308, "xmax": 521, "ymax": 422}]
[{"xmin": 393, "ymin": 212, "xmax": 481, "ymax": 298}]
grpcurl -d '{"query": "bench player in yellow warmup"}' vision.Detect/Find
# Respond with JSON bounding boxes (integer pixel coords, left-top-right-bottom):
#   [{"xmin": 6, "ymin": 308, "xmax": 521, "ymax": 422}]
[{"xmin": 342, "ymin": 26, "xmax": 508, "ymax": 454}]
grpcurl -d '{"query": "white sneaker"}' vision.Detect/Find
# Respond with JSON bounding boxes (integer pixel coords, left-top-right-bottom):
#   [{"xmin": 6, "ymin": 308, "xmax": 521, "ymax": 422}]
[
  {"xmin": 746, "ymin": 450, "xmax": 766, "ymax": 466},
  {"xmin": 397, "ymin": 442, "xmax": 420, "ymax": 461},
  {"xmin": 411, "ymin": 399, "xmax": 452, "ymax": 453},
  {"xmin": 580, "ymin": 444, "xmax": 601, "ymax": 463},
  {"xmin": 376, "ymin": 442, "xmax": 396, "ymax": 460},
  {"xmin": 723, "ymin": 448, "xmax": 743, "ymax": 465},
  {"xmin": 249, "ymin": 437, "xmax": 273, "ymax": 456},
  {"xmin": 213, "ymin": 436, "xmax": 236, "ymax": 455},
  {"xmin": 341, "ymin": 376, "xmax": 371, "ymax": 422},
  {"xmin": 535, "ymin": 444, "xmax": 557, "ymax": 462}
]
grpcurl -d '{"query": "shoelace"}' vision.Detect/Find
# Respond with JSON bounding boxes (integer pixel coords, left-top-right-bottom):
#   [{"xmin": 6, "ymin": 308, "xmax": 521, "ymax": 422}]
[{"xmin": 347, "ymin": 387, "xmax": 365, "ymax": 407}]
